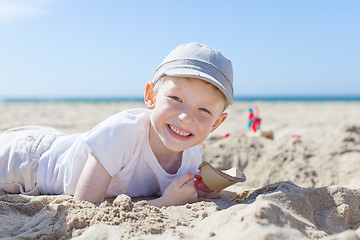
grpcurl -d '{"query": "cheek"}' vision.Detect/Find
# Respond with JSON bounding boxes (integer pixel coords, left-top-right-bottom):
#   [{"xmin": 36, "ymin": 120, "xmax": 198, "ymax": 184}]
[
  {"xmin": 196, "ymin": 116, "xmax": 216, "ymax": 132},
  {"xmin": 152, "ymin": 102, "xmax": 175, "ymax": 121}
]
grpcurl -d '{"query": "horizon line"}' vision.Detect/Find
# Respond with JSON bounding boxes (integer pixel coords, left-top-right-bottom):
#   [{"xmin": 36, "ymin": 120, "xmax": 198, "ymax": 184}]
[{"xmin": 1, "ymin": 94, "xmax": 360, "ymax": 103}]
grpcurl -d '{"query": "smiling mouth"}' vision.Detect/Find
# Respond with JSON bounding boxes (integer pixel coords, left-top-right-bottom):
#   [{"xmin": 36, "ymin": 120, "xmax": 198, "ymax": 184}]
[{"xmin": 168, "ymin": 124, "xmax": 193, "ymax": 137}]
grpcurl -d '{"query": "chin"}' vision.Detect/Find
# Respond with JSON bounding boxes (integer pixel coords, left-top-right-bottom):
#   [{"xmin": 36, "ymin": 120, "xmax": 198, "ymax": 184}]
[
  {"xmin": 160, "ymin": 139, "xmax": 191, "ymax": 153},
  {"xmin": 164, "ymin": 144, "xmax": 187, "ymax": 153}
]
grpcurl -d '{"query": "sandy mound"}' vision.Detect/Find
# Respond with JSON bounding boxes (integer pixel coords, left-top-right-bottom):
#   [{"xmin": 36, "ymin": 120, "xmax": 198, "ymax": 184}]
[
  {"xmin": 201, "ymin": 124, "xmax": 360, "ymax": 189},
  {"xmin": 1, "ymin": 123, "xmax": 360, "ymax": 239},
  {"xmin": 1, "ymin": 182, "xmax": 360, "ymax": 239},
  {"xmin": 1, "ymin": 102, "xmax": 360, "ymax": 239}
]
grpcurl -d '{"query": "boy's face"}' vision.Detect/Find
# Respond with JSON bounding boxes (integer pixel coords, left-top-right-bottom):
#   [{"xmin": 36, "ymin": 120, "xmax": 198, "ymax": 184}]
[{"xmin": 145, "ymin": 76, "xmax": 228, "ymax": 153}]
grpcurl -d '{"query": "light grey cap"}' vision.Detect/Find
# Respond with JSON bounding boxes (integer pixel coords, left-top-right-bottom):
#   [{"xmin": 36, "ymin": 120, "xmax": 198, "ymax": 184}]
[{"xmin": 152, "ymin": 42, "xmax": 234, "ymax": 106}]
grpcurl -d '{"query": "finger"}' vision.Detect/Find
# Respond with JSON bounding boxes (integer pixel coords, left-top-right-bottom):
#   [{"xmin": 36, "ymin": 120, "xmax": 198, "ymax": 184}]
[
  {"xmin": 172, "ymin": 172, "xmax": 194, "ymax": 188},
  {"xmin": 202, "ymin": 192, "xmax": 219, "ymax": 199},
  {"xmin": 181, "ymin": 176, "xmax": 196, "ymax": 191},
  {"xmin": 183, "ymin": 180, "xmax": 198, "ymax": 198},
  {"xmin": 207, "ymin": 191, "xmax": 220, "ymax": 199},
  {"xmin": 196, "ymin": 182, "xmax": 213, "ymax": 193},
  {"xmin": 198, "ymin": 189, "xmax": 220, "ymax": 198}
]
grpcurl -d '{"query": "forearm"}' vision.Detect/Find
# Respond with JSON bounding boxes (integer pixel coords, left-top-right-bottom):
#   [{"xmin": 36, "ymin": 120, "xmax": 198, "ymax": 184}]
[
  {"xmin": 74, "ymin": 153, "xmax": 111, "ymax": 204},
  {"xmin": 74, "ymin": 182, "xmax": 107, "ymax": 204}
]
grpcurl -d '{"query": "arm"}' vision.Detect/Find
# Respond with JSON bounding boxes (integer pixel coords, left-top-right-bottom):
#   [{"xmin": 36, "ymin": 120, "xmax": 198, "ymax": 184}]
[
  {"xmin": 74, "ymin": 152, "xmax": 111, "ymax": 204},
  {"xmin": 148, "ymin": 172, "xmax": 198, "ymax": 207}
]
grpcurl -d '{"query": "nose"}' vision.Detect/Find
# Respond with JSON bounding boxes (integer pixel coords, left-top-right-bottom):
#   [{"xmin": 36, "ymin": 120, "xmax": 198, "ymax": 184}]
[{"xmin": 178, "ymin": 111, "xmax": 193, "ymax": 124}]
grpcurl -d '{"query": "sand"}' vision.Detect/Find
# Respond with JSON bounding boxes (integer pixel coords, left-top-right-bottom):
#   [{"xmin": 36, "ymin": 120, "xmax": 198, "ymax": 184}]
[{"xmin": 0, "ymin": 101, "xmax": 360, "ymax": 239}]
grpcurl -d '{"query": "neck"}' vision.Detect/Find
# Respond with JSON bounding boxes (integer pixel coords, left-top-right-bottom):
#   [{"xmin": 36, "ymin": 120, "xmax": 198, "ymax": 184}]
[{"xmin": 148, "ymin": 122, "xmax": 183, "ymax": 174}]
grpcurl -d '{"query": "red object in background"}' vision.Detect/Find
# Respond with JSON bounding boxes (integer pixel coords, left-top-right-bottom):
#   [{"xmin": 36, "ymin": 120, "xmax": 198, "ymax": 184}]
[
  {"xmin": 222, "ymin": 133, "xmax": 230, "ymax": 138},
  {"xmin": 248, "ymin": 106, "xmax": 261, "ymax": 133},
  {"xmin": 248, "ymin": 111, "xmax": 254, "ymax": 121},
  {"xmin": 252, "ymin": 118, "xmax": 261, "ymax": 132}
]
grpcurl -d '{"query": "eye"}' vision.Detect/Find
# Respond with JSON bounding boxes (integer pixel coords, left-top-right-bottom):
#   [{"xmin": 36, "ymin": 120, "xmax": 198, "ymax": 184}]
[
  {"xmin": 199, "ymin": 107, "xmax": 211, "ymax": 115},
  {"xmin": 169, "ymin": 96, "xmax": 182, "ymax": 102}
]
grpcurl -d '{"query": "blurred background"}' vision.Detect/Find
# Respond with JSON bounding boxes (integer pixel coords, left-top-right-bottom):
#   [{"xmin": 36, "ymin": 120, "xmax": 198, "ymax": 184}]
[{"xmin": 0, "ymin": 0, "xmax": 359, "ymax": 101}]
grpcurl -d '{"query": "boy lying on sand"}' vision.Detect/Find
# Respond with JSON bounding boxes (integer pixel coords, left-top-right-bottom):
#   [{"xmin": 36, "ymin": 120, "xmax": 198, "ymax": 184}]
[{"xmin": 0, "ymin": 42, "xmax": 233, "ymax": 207}]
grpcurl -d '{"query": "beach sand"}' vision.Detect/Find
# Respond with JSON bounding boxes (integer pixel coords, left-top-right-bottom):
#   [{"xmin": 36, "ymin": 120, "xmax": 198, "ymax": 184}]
[{"xmin": 1, "ymin": 101, "xmax": 360, "ymax": 239}]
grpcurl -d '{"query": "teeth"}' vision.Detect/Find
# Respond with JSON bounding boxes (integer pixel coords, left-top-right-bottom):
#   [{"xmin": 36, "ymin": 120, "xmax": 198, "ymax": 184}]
[{"xmin": 169, "ymin": 125, "xmax": 191, "ymax": 137}]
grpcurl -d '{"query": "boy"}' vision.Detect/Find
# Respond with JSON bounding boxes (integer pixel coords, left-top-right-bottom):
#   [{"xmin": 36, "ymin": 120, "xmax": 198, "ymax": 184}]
[{"xmin": 0, "ymin": 42, "xmax": 233, "ymax": 207}]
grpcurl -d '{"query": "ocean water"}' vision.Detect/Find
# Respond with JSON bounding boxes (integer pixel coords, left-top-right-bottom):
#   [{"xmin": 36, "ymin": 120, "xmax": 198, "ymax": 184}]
[
  {"xmin": 233, "ymin": 95, "xmax": 360, "ymax": 102},
  {"xmin": 1, "ymin": 95, "xmax": 360, "ymax": 103}
]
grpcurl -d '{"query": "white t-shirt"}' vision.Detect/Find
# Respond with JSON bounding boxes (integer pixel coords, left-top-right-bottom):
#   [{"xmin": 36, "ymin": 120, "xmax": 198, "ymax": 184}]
[{"xmin": 36, "ymin": 108, "xmax": 202, "ymax": 197}]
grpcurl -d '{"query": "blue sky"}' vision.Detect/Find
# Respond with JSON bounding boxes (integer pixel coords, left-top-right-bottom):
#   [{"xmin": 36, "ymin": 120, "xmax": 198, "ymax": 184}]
[{"xmin": 0, "ymin": 0, "xmax": 359, "ymax": 99}]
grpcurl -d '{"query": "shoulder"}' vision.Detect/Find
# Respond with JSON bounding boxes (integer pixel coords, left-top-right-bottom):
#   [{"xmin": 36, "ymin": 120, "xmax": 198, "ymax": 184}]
[
  {"xmin": 85, "ymin": 108, "xmax": 151, "ymax": 145},
  {"xmin": 83, "ymin": 108, "xmax": 152, "ymax": 177},
  {"xmin": 94, "ymin": 108, "xmax": 151, "ymax": 132},
  {"xmin": 108, "ymin": 108, "xmax": 151, "ymax": 124}
]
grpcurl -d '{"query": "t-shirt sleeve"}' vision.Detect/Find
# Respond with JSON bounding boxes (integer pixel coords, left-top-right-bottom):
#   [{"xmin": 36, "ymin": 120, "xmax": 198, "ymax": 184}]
[{"xmin": 83, "ymin": 111, "xmax": 146, "ymax": 177}]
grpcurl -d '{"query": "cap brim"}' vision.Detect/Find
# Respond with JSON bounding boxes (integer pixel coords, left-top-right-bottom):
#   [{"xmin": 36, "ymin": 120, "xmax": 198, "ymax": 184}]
[{"xmin": 163, "ymin": 68, "xmax": 233, "ymax": 105}]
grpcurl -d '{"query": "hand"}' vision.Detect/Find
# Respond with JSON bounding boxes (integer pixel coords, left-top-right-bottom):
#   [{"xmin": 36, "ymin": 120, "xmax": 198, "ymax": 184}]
[
  {"xmin": 148, "ymin": 172, "xmax": 198, "ymax": 207},
  {"xmin": 194, "ymin": 173, "xmax": 220, "ymax": 199}
]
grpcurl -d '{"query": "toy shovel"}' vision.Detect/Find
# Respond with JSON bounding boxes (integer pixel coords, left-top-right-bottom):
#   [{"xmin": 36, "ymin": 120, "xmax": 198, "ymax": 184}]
[{"xmin": 196, "ymin": 161, "xmax": 246, "ymax": 191}]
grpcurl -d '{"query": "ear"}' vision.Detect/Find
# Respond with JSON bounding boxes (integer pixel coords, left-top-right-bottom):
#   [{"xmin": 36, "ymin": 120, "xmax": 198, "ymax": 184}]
[
  {"xmin": 144, "ymin": 81, "xmax": 156, "ymax": 109},
  {"xmin": 211, "ymin": 113, "xmax": 228, "ymax": 133}
]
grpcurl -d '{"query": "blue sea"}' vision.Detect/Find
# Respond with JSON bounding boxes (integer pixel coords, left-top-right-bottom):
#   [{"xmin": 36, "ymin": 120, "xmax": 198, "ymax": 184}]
[{"xmin": 1, "ymin": 95, "xmax": 360, "ymax": 103}]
